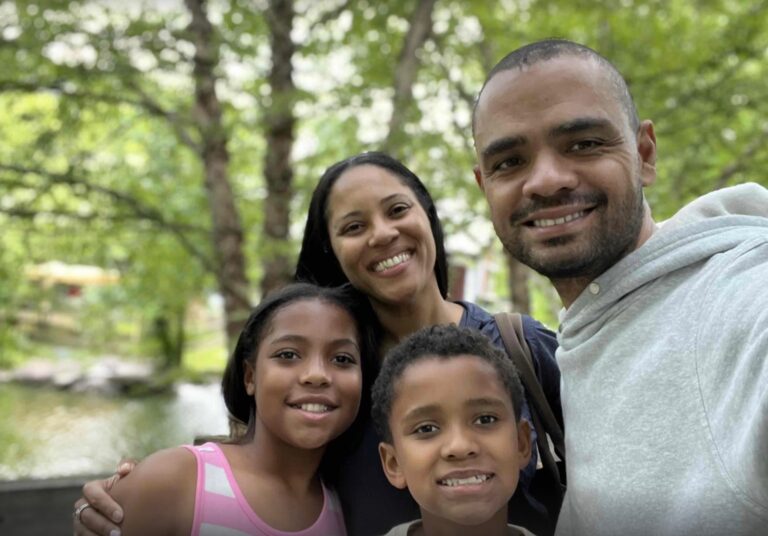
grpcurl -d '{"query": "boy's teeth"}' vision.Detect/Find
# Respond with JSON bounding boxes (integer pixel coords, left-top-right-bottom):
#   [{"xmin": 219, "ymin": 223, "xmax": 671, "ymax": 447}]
[
  {"xmin": 297, "ymin": 403, "xmax": 331, "ymax": 413},
  {"xmin": 439, "ymin": 474, "xmax": 491, "ymax": 487},
  {"xmin": 374, "ymin": 252, "xmax": 411, "ymax": 272},
  {"xmin": 532, "ymin": 210, "xmax": 586, "ymax": 228}
]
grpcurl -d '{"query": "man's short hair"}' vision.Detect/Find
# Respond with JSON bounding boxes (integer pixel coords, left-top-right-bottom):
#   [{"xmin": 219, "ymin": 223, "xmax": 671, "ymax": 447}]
[
  {"xmin": 371, "ymin": 324, "xmax": 524, "ymax": 443},
  {"xmin": 473, "ymin": 38, "xmax": 640, "ymax": 136}
]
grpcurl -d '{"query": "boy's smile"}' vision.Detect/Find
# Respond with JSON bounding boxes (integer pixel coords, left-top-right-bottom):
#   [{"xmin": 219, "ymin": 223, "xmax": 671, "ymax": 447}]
[{"xmin": 379, "ymin": 355, "xmax": 531, "ymax": 530}]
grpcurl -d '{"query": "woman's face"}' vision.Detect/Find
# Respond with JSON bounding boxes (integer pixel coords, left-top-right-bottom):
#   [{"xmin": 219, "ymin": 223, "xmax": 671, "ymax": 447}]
[
  {"xmin": 325, "ymin": 164, "xmax": 439, "ymax": 306},
  {"xmin": 245, "ymin": 299, "xmax": 363, "ymax": 451}
]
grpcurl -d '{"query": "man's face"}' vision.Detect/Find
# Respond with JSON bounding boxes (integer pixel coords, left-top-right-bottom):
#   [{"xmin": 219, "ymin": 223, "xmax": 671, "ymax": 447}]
[{"xmin": 473, "ymin": 57, "xmax": 656, "ymax": 284}]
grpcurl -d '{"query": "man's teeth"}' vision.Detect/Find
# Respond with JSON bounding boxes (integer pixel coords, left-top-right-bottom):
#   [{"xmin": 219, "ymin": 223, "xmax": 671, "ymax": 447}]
[
  {"xmin": 439, "ymin": 474, "xmax": 491, "ymax": 487},
  {"xmin": 374, "ymin": 252, "xmax": 411, "ymax": 272},
  {"xmin": 532, "ymin": 210, "xmax": 586, "ymax": 228},
  {"xmin": 296, "ymin": 403, "xmax": 331, "ymax": 413}
]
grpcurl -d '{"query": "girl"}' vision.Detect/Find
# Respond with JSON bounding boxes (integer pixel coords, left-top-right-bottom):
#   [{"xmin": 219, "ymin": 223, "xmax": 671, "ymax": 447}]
[{"xmin": 93, "ymin": 283, "xmax": 376, "ymax": 536}]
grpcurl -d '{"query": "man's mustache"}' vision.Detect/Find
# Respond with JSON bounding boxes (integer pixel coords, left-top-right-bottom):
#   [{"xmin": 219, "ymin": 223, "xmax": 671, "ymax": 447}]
[{"xmin": 509, "ymin": 192, "xmax": 606, "ymax": 224}]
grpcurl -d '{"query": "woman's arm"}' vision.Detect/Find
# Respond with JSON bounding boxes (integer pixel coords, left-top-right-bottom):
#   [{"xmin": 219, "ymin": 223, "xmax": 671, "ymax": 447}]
[{"xmin": 109, "ymin": 447, "xmax": 197, "ymax": 536}]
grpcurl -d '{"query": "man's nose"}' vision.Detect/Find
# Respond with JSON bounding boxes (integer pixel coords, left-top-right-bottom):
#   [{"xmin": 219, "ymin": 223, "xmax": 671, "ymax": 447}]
[{"xmin": 521, "ymin": 151, "xmax": 579, "ymax": 199}]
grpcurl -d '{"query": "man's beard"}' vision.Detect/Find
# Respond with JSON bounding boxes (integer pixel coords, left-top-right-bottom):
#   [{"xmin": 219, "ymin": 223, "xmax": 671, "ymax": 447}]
[{"xmin": 502, "ymin": 184, "xmax": 645, "ymax": 281}]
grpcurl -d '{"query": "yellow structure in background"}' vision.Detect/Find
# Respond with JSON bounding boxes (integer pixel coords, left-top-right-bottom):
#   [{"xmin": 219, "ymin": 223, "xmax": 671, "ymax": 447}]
[{"xmin": 25, "ymin": 261, "xmax": 120, "ymax": 287}]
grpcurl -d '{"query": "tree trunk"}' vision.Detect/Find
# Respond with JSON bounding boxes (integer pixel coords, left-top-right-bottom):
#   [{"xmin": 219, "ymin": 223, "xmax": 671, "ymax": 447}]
[
  {"xmin": 382, "ymin": 0, "xmax": 437, "ymax": 155},
  {"xmin": 260, "ymin": 0, "xmax": 297, "ymax": 296},
  {"xmin": 505, "ymin": 250, "xmax": 531, "ymax": 315},
  {"xmin": 185, "ymin": 0, "xmax": 251, "ymax": 347}
]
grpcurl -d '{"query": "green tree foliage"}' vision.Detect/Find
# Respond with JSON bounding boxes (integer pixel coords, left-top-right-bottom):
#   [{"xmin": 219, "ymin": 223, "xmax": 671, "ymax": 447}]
[{"xmin": 1, "ymin": 0, "xmax": 765, "ymax": 363}]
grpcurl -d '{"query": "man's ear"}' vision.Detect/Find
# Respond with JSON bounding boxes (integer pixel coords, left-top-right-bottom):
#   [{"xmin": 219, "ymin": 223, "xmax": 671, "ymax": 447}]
[
  {"xmin": 243, "ymin": 361, "xmax": 256, "ymax": 396},
  {"xmin": 637, "ymin": 120, "xmax": 657, "ymax": 187},
  {"xmin": 517, "ymin": 419, "xmax": 533, "ymax": 468},
  {"xmin": 473, "ymin": 165, "xmax": 485, "ymax": 191},
  {"xmin": 378, "ymin": 442, "xmax": 407, "ymax": 490}
]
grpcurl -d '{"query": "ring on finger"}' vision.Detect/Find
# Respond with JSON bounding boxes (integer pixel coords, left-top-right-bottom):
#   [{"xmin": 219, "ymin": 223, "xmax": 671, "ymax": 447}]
[{"xmin": 73, "ymin": 502, "xmax": 92, "ymax": 522}]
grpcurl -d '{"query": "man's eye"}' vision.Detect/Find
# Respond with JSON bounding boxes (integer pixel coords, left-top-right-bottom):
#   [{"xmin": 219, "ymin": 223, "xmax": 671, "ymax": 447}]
[
  {"xmin": 495, "ymin": 156, "xmax": 524, "ymax": 171},
  {"xmin": 569, "ymin": 139, "xmax": 601, "ymax": 152},
  {"xmin": 474, "ymin": 414, "xmax": 498, "ymax": 425}
]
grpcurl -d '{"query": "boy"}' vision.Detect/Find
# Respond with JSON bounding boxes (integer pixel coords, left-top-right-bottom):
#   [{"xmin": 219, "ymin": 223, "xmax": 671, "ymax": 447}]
[{"xmin": 371, "ymin": 324, "xmax": 535, "ymax": 536}]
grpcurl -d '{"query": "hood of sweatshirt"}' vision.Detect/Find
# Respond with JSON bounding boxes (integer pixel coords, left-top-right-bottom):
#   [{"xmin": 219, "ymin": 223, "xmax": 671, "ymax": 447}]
[{"xmin": 558, "ymin": 182, "xmax": 768, "ymax": 347}]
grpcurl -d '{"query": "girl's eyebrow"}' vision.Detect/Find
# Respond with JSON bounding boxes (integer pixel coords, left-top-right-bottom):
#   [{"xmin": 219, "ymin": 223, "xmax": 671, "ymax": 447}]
[{"xmin": 268, "ymin": 333, "xmax": 360, "ymax": 350}]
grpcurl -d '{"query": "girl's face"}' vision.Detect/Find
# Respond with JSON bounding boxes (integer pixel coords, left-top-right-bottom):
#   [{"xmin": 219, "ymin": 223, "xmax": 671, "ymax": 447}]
[
  {"xmin": 245, "ymin": 299, "xmax": 363, "ymax": 451},
  {"xmin": 326, "ymin": 165, "xmax": 439, "ymax": 307}
]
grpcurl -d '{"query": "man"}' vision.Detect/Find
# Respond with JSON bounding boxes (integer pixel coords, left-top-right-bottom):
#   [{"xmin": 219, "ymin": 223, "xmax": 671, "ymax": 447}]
[{"xmin": 473, "ymin": 39, "xmax": 768, "ymax": 535}]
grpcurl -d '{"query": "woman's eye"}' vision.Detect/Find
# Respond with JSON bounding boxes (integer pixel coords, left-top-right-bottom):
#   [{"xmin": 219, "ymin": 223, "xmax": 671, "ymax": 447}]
[
  {"xmin": 274, "ymin": 350, "xmax": 299, "ymax": 360},
  {"xmin": 341, "ymin": 222, "xmax": 363, "ymax": 235},
  {"xmin": 474, "ymin": 414, "xmax": 498, "ymax": 426},
  {"xmin": 389, "ymin": 203, "xmax": 410, "ymax": 217}
]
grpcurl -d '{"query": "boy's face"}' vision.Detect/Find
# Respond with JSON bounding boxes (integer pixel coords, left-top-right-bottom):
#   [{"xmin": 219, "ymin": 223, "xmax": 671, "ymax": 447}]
[{"xmin": 378, "ymin": 355, "xmax": 531, "ymax": 528}]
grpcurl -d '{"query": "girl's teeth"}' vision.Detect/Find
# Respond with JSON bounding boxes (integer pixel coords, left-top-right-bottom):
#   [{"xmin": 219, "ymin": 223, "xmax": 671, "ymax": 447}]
[
  {"xmin": 440, "ymin": 474, "xmax": 490, "ymax": 487},
  {"xmin": 374, "ymin": 252, "xmax": 411, "ymax": 272},
  {"xmin": 298, "ymin": 403, "xmax": 331, "ymax": 413},
  {"xmin": 533, "ymin": 210, "xmax": 586, "ymax": 228}
]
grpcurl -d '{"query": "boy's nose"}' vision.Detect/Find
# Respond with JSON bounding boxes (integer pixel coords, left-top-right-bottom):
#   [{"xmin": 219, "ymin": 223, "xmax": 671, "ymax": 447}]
[{"xmin": 441, "ymin": 426, "xmax": 479, "ymax": 459}]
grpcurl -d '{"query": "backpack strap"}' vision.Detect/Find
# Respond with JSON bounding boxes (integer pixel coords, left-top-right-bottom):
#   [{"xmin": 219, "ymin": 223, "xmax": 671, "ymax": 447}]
[{"xmin": 494, "ymin": 312, "xmax": 565, "ymax": 492}]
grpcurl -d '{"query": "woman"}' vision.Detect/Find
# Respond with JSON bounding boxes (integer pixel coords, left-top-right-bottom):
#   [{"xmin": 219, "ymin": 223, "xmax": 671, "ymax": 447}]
[{"xmin": 74, "ymin": 152, "xmax": 562, "ymax": 536}]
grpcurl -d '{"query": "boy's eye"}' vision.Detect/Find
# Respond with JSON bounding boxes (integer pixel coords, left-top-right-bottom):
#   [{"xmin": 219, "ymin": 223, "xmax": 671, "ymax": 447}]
[
  {"xmin": 474, "ymin": 414, "xmax": 498, "ymax": 426},
  {"xmin": 413, "ymin": 423, "xmax": 439, "ymax": 435}
]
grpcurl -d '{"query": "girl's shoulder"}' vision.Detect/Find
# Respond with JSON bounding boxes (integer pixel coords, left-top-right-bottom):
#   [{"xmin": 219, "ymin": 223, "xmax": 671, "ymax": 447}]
[{"xmin": 111, "ymin": 446, "xmax": 197, "ymax": 535}]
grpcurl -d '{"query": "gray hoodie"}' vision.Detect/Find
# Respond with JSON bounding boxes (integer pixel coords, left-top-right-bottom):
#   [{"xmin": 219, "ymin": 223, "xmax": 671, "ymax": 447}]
[{"xmin": 554, "ymin": 183, "xmax": 768, "ymax": 536}]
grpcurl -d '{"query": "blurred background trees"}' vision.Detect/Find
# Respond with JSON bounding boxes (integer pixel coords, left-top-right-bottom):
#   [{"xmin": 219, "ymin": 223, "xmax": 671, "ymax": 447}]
[{"xmin": 1, "ymin": 0, "xmax": 766, "ymax": 369}]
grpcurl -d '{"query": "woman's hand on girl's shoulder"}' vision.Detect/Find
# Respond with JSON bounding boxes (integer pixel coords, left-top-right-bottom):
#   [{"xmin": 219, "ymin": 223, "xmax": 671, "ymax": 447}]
[{"xmin": 110, "ymin": 446, "xmax": 197, "ymax": 536}]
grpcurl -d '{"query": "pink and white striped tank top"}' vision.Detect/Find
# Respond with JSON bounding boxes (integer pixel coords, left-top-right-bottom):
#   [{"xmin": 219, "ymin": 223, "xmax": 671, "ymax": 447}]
[{"xmin": 183, "ymin": 442, "xmax": 347, "ymax": 536}]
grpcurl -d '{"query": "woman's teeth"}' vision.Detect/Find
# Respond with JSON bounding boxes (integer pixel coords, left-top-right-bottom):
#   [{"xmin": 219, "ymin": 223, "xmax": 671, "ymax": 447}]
[{"xmin": 374, "ymin": 252, "xmax": 411, "ymax": 272}]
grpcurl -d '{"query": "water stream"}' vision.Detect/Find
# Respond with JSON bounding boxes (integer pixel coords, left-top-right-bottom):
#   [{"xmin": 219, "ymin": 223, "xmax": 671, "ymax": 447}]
[{"xmin": 0, "ymin": 382, "xmax": 229, "ymax": 480}]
